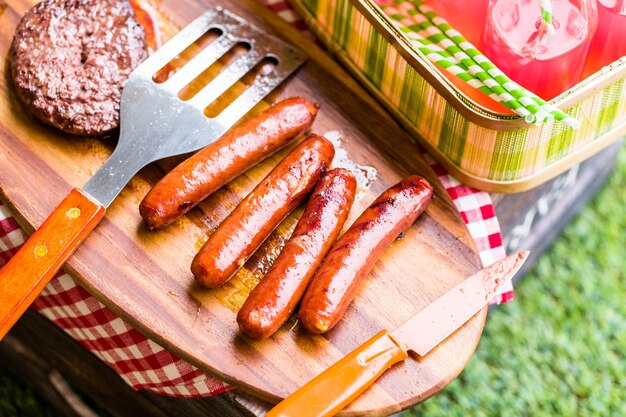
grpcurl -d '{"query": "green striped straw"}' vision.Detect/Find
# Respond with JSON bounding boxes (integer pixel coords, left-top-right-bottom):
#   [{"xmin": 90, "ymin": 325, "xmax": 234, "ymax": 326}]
[
  {"xmin": 381, "ymin": 5, "xmax": 534, "ymax": 119},
  {"xmin": 540, "ymin": 0, "xmax": 556, "ymax": 36},
  {"xmin": 398, "ymin": 25, "xmax": 530, "ymax": 115},
  {"xmin": 411, "ymin": 0, "xmax": 580, "ymax": 128},
  {"xmin": 387, "ymin": 0, "xmax": 553, "ymax": 124},
  {"xmin": 383, "ymin": 0, "xmax": 580, "ymax": 128},
  {"xmin": 411, "ymin": 1, "xmax": 552, "ymax": 124},
  {"xmin": 390, "ymin": 3, "xmax": 549, "ymax": 120},
  {"xmin": 388, "ymin": 0, "xmax": 554, "ymax": 124}
]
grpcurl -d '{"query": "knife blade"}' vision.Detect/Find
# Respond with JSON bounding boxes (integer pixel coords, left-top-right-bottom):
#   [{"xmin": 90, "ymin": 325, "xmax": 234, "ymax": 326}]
[{"xmin": 266, "ymin": 251, "xmax": 529, "ymax": 417}]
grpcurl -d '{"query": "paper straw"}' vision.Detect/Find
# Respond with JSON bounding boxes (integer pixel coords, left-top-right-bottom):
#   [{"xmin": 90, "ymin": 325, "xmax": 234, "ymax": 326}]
[
  {"xmin": 381, "ymin": 6, "xmax": 533, "ymax": 118},
  {"xmin": 381, "ymin": 0, "xmax": 580, "ymax": 128},
  {"xmin": 385, "ymin": 1, "xmax": 548, "ymax": 123},
  {"xmin": 389, "ymin": 0, "xmax": 548, "ymax": 123},
  {"xmin": 540, "ymin": 0, "xmax": 556, "ymax": 36},
  {"xmin": 410, "ymin": 0, "xmax": 579, "ymax": 128},
  {"xmin": 389, "ymin": 4, "xmax": 545, "ymax": 118}
]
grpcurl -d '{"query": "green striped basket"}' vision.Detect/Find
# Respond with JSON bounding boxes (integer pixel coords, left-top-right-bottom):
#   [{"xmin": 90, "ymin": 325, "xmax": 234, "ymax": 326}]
[{"xmin": 290, "ymin": 0, "xmax": 626, "ymax": 192}]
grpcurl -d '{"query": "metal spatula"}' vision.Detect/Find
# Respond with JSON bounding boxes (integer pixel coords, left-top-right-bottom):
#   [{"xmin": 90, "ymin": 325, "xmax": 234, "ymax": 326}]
[{"xmin": 0, "ymin": 7, "xmax": 306, "ymax": 340}]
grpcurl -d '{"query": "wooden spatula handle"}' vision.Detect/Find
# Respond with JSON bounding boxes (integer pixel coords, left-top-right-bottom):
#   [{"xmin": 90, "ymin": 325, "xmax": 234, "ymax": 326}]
[
  {"xmin": 266, "ymin": 330, "xmax": 408, "ymax": 417},
  {"xmin": 0, "ymin": 188, "xmax": 105, "ymax": 340}
]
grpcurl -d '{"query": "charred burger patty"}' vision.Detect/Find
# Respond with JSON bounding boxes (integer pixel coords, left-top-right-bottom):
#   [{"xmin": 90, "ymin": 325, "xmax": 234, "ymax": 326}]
[{"xmin": 10, "ymin": 0, "xmax": 148, "ymax": 136}]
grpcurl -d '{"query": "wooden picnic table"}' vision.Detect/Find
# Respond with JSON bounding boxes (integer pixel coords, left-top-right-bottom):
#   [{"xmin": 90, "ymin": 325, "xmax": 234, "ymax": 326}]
[{"xmin": 1, "ymin": 140, "xmax": 620, "ymax": 417}]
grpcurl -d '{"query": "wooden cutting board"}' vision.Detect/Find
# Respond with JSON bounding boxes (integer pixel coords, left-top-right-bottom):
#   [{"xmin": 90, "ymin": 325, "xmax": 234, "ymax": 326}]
[{"xmin": 0, "ymin": 0, "xmax": 485, "ymax": 415}]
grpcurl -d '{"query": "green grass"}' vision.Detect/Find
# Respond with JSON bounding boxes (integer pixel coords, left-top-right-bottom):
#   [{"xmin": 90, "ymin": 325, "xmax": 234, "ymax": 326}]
[
  {"xmin": 405, "ymin": 145, "xmax": 626, "ymax": 417},
  {"xmin": 0, "ymin": 147, "xmax": 624, "ymax": 416},
  {"xmin": 0, "ymin": 372, "xmax": 60, "ymax": 417}
]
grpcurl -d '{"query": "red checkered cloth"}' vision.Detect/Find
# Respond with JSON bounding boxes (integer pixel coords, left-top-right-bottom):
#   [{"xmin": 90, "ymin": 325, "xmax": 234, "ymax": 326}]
[{"xmin": 0, "ymin": 0, "xmax": 510, "ymax": 397}]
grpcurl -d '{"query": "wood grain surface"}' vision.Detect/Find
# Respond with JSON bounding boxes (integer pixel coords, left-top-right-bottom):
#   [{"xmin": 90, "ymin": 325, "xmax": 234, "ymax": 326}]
[{"xmin": 0, "ymin": 0, "xmax": 484, "ymax": 415}]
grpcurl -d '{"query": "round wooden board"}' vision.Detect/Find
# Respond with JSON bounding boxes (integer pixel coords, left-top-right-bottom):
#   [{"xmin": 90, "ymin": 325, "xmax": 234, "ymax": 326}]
[{"xmin": 0, "ymin": 0, "xmax": 483, "ymax": 415}]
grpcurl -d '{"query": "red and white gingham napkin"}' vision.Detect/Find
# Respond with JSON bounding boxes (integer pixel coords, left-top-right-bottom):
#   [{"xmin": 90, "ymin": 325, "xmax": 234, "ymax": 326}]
[{"xmin": 0, "ymin": 0, "xmax": 510, "ymax": 397}]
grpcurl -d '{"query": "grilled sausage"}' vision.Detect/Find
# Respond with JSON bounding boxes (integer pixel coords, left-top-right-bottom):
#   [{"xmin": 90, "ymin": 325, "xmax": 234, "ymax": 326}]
[
  {"xmin": 299, "ymin": 176, "xmax": 433, "ymax": 334},
  {"xmin": 237, "ymin": 168, "xmax": 356, "ymax": 340},
  {"xmin": 140, "ymin": 97, "xmax": 319, "ymax": 230},
  {"xmin": 192, "ymin": 134, "xmax": 335, "ymax": 288}
]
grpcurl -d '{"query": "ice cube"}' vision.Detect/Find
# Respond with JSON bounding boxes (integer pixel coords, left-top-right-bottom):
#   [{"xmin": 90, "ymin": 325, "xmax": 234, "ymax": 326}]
[
  {"xmin": 566, "ymin": 8, "xmax": 586, "ymax": 38},
  {"xmin": 496, "ymin": 0, "xmax": 521, "ymax": 32}
]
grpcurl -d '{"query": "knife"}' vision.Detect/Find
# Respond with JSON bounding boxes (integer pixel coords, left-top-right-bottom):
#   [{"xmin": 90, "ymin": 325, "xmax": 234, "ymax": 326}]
[{"xmin": 266, "ymin": 251, "xmax": 529, "ymax": 417}]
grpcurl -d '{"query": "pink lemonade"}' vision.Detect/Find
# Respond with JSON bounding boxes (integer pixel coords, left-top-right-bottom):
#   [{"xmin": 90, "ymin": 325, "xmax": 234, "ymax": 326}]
[
  {"xmin": 481, "ymin": 0, "xmax": 597, "ymax": 100},
  {"xmin": 423, "ymin": 0, "xmax": 489, "ymax": 44},
  {"xmin": 423, "ymin": 0, "xmax": 515, "ymax": 112},
  {"xmin": 584, "ymin": 0, "xmax": 626, "ymax": 76}
]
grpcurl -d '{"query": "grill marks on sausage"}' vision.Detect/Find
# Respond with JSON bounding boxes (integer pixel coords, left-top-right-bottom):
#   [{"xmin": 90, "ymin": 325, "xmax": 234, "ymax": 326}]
[
  {"xmin": 237, "ymin": 168, "xmax": 356, "ymax": 340},
  {"xmin": 298, "ymin": 176, "xmax": 433, "ymax": 334},
  {"xmin": 139, "ymin": 98, "xmax": 319, "ymax": 230},
  {"xmin": 340, "ymin": 197, "xmax": 396, "ymax": 241},
  {"xmin": 191, "ymin": 134, "xmax": 335, "ymax": 289}
]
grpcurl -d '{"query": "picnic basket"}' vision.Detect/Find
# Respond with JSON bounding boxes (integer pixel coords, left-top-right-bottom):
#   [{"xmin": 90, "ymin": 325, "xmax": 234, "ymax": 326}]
[{"xmin": 290, "ymin": 0, "xmax": 626, "ymax": 192}]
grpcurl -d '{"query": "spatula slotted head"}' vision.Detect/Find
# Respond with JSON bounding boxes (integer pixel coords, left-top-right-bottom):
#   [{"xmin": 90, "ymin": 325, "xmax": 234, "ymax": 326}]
[{"xmin": 118, "ymin": 6, "xmax": 307, "ymax": 164}]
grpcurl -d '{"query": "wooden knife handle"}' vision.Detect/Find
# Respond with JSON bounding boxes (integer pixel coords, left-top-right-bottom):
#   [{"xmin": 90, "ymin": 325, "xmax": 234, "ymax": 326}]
[
  {"xmin": 266, "ymin": 330, "xmax": 408, "ymax": 417},
  {"xmin": 0, "ymin": 188, "xmax": 105, "ymax": 340}
]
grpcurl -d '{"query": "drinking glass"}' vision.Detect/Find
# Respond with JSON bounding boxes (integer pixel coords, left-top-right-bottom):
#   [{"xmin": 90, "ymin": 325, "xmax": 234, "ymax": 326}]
[
  {"xmin": 584, "ymin": 0, "xmax": 626, "ymax": 75},
  {"xmin": 481, "ymin": 0, "xmax": 597, "ymax": 100}
]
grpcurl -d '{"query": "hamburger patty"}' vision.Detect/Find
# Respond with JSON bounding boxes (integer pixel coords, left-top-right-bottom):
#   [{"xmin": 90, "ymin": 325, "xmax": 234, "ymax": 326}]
[{"xmin": 10, "ymin": 0, "xmax": 148, "ymax": 136}]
